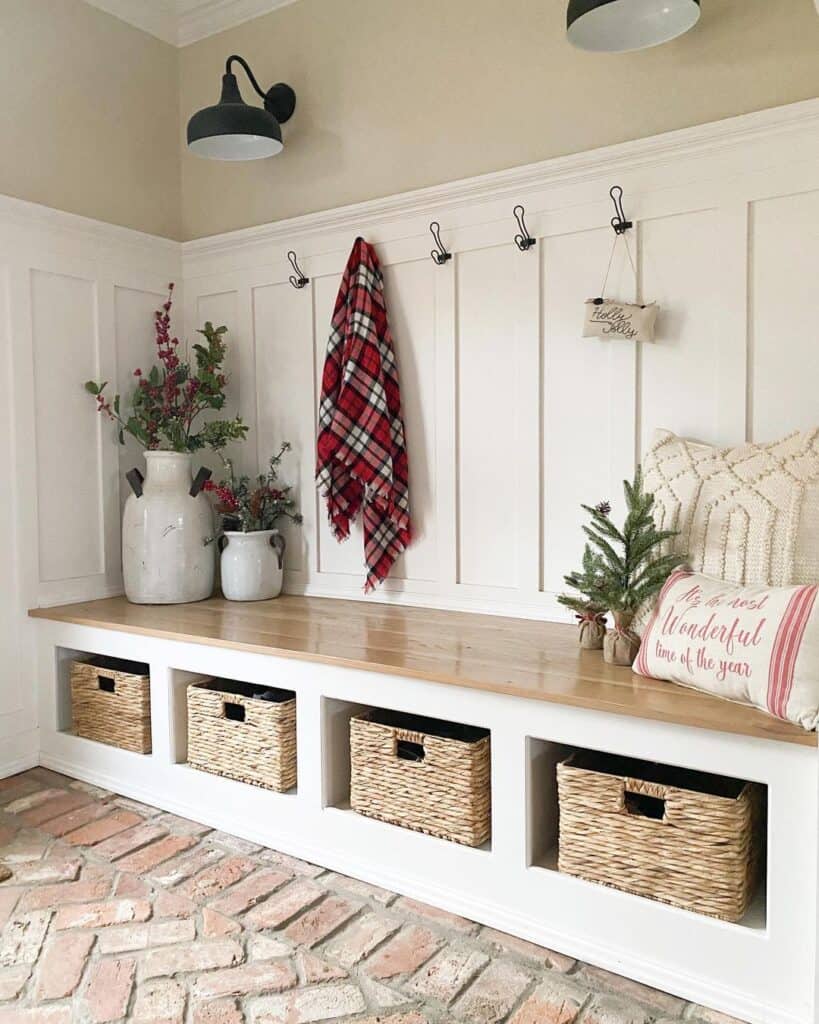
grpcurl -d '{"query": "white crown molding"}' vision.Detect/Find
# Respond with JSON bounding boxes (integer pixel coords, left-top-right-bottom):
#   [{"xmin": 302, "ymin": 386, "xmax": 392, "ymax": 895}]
[
  {"xmin": 177, "ymin": 0, "xmax": 301, "ymax": 46},
  {"xmin": 182, "ymin": 96, "xmax": 819, "ymax": 261},
  {"xmin": 0, "ymin": 193, "xmax": 180, "ymax": 258},
  {"xmin": 83, "ymin": 0, "xmax": 300, "ymax": 46},
  {"xmin": 84, "ymin": 0, "xmax": 179, "ymax": 46}
]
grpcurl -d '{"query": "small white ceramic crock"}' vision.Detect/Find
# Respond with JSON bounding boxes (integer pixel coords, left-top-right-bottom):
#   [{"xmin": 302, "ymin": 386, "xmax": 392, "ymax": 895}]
[{"xmin": 220, "ymin": 529, "xmax": 285, "ymax": 601}]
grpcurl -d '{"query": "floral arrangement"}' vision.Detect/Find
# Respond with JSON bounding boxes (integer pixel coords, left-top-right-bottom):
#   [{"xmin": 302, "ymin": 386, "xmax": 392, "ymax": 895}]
[
  {"xmin": 84, "ymin": 284, "xmax": 248, "ymax": 453},
  {"xmin": 206, "ymin": 442, "xmax": 303, "ymax": 533}
]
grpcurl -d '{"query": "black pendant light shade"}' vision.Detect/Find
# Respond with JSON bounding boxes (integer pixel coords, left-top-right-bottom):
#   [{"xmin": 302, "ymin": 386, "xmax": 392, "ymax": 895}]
[
  {"xmin": 567, "ymin": 0, "xmax": 700, "ymax": 52},
  {"xmin": 187, "ymin": 55, "xmax": 296, "ymax": 161}
]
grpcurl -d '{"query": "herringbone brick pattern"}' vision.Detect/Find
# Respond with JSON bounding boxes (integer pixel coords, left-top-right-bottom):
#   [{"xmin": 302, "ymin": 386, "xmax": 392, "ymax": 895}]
[{"xmin": 0, "ymin": 768, "xmax": 746, "ymax": 1024}]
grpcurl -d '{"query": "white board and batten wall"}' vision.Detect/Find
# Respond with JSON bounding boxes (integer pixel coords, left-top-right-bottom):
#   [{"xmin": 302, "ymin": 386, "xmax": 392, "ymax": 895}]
[
  {"xmin": 3, "ymin": 97, "xmax": 819, "ymax": 767},
  {"xmin": 0, "ymin": 197, "xmax": 181, "ymax": 775},
  {"xmin": 182, "ymin": 98, "xmax": 819, "ymax": 617}
]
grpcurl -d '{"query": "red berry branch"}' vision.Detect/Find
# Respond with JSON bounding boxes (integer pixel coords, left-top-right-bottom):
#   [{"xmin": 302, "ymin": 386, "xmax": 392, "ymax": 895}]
[
  {"xmin": 84, "ymin": 283, "xmax": 248, "ymax": 454},
  {"xmin": 206, "ymin": 443, "xmax": 303, "ymax": 533}
]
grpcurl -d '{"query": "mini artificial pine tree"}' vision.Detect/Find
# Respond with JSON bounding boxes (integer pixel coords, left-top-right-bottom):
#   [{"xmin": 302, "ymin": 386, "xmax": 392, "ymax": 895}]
[
  {"xmin": 580, "ymin": 469, "xmax": 685, "ymax": 666},
  {"xmin": 558, "ymin": 542, "xmax": 609, "ymax": 650}
]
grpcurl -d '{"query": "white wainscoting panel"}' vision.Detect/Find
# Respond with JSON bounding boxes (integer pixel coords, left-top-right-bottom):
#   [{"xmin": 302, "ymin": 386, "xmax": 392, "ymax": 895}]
[
  {"xmin": 382, "ymin": 257, "xmax": 438, "ymax": 585},
  {"xmin": 31, "ymin": 268, "xmax": 102, "ymax": 584},
  {"xmin": 312, "ymin": 269, "xmax": 360, "ymax": 580},
  {"xmin": 195, "ymin": 288, "xmax": 246, "ymax": 473},
  {"xmin": 639, "ymin": 209, "xmax": 724, "ymax": 456},
  {"xmin": 114, "ymin": 284, "xmax": 170, "ymax": 510},
  {"xmin": 750, "ymin": 189, "xmax": 819, "ymax": 444},
  {"xmin": 541, "ymin": 227, "xmax": 633, "ymax": 596},
  {"xmin": 253, "ymin": 279, "xmax": 315, "ymax": 575},
  {"xmin": 456, "ymin": 245, "xmax": 521, "ymax": 590}
]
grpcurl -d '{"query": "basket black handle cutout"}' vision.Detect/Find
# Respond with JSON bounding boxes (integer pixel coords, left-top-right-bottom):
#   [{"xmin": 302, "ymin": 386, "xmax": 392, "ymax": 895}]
[
  {"xmin": 223, "ymin": 702, "xmax": 246, "ymax": 722},
  {"xmin": 396, "ymin": 739, "xmax": 425, "ymax": 762},
  {"xmin": 97, "ymin": 676, "xmax": 115, "ymax": 693},
  {"xmin": 625, "ymin": 791, "xmax": 665, "ymax": 820}
]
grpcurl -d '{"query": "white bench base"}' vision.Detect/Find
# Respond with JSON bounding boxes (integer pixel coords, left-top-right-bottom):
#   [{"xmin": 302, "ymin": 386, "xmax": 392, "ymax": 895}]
[{"xmin": 31, "ymin": 619, "xmax": 819, "ymax": 1024}]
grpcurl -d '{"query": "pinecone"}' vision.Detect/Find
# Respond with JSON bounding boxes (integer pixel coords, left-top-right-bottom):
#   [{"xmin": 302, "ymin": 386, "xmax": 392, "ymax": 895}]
[{"xmin": 595, "ymin": 500, "xmax": 612, "ymax": 517}]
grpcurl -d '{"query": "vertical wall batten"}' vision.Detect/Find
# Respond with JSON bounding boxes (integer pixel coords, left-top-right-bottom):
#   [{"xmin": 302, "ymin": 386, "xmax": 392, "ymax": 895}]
[
  {"xmin": 435, "ymin": 252, "xmax": 458, "ymax": 591},
  {"xmin": 714, "ymin": 201, "xmax": 750, "ymax": 446},
  {"xmin": 516, "ymin": 244, "xmax": 542, "ymax": 598}
]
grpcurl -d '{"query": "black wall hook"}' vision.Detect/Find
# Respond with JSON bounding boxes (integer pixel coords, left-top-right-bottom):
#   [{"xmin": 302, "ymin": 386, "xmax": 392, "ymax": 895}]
[
  {"xmin": 287, "ymin": 250, "xmax": 309, "ymax": 289},
  {"xmin": 609, "ymin": 185, "xmax": 633, "ymax": 235},
  {"xmin": 429, "ymin": 222, "xmax": 452, "ymax": 265},
  {"xmin": 513, "ymin": 205, "xmax": 536, "ymax": 252}
]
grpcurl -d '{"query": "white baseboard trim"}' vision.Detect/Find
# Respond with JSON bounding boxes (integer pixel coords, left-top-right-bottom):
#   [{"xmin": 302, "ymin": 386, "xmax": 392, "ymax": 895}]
[
  {"xmin": 283, "ymin": 577, "xmax": 574, "ymax": 624},
  {"xmin": 0, "ymin": 732, "xmax": 39, "ymax": 779}
]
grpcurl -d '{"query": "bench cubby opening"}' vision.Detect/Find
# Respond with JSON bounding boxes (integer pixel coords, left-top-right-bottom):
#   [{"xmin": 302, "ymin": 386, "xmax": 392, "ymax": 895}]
[
  {"xmin": 54, "ymin": 645, "xmax": 88, "ymax": 734},
  {"xmin": 526, "ymin": 736, "xmax": 575, "ymax": 868},
  {"xmin": 177, "ymin": 672, "xmax": 298, "ymax": 793},
  {"xmin": 321, "ymin": 697, "xmax": 369, "ymax": 810},
  {"xmin": 528, "ymin": 737, "xmax": 768, "ymax": 928},
  {"xmin": 352, "ymin": 705, "xmax": 492, "ymax": 848},
  {"xmin": 55, "ymin": 646, "xmax": 152, "ymax": 754},
  {"xmin": 322, "ymin": 698, "xmax": 494, "ymax": 850}
]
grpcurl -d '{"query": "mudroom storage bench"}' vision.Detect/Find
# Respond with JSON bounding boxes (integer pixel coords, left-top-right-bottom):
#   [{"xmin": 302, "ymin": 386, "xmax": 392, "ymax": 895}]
[{"xmin": 29, "ymin": 594, "xmax": 819, "ymax": 1024}]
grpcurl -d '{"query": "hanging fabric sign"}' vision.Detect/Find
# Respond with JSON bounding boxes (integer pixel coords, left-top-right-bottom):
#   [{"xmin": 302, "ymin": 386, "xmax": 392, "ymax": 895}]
[
  {"xmin": 582, "ymin": 231, "xmax": 659, "ymax": 343},
  {"xmin": 582, "ymin": 298, "xmax": 658, "ymax": 342}
]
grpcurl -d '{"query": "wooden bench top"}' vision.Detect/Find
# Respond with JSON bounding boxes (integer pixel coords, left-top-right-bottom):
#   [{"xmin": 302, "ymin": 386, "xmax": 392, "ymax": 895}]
[{"xmin": 30, "ymin": 594, "xmax": 815, "ymax": 747}]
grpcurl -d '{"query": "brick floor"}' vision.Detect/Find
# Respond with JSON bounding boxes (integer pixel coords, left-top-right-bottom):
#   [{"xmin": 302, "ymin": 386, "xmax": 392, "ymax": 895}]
[{"xmin": 0, "ymin": 769, "xmax": 748, "ymax": 1024}]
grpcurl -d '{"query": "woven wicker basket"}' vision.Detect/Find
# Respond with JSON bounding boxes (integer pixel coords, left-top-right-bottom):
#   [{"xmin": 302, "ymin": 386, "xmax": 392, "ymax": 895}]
[
  {"xmin": 187, "ymin": 679, "xmax": 297, "ymax": 792},
  {"xmin": 557, "ymin": 750, "xmax": 764, "ymax": 922},
  {"xmin": 70, "ymin": 656, "xmax": 151, "ymax": 753},
  {"xmin": 350, "ymin": 709, "xmax": 491, "ymax": 847}
]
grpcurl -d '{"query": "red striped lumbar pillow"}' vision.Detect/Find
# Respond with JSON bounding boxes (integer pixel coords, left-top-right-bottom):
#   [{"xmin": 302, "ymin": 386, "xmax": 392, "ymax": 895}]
[{"xmin": 633, "ymin": 569, "xmax": 819, "ymax": 730}]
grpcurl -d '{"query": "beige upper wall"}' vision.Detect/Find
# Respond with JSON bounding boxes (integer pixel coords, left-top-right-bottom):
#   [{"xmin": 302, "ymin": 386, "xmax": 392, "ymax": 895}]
[
  {"xmin": 179, "ymin": 0, "xmax": 819, "ymax": 240},
  {"xmin": 2, "ymin": 1, "xmax": 818, "ymax": 242},
  {"xmin": 0, "ymin": 0, "xmax": 180, "ymax": 239}
]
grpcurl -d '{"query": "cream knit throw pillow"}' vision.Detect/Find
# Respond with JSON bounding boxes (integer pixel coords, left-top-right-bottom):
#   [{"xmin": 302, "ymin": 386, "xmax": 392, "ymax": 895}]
[{"xmin": 638, "ymin": 429, "xmax": 819, "ymax": 630}]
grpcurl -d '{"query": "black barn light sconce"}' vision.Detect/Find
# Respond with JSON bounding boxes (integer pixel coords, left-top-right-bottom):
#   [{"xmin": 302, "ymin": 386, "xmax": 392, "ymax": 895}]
[
  {"xmin": 187, "ymin": 54, "xmax": 296, "ymax": 161},
  {"xmin": 567, "ymin": 0, "xmax": 700, "ymax": 52}
]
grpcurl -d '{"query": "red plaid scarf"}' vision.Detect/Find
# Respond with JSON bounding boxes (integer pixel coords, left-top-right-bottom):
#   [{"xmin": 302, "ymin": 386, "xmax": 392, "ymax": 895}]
[{"xmin": 316, "ymin": 237, "xmax": 412, "ymax": 591}]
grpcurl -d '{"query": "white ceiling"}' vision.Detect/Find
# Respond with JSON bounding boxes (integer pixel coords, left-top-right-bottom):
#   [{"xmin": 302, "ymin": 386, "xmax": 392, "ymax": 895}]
[{"xmin": 83, "ymin": 0, "xmax": 300, "ymax": 47}]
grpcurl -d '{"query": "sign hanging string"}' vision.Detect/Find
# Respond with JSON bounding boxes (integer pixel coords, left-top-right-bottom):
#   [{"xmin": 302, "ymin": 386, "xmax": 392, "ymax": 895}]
[{"xmin": 599, "ymin": 232, "xmax": 638, "ymax": 299}]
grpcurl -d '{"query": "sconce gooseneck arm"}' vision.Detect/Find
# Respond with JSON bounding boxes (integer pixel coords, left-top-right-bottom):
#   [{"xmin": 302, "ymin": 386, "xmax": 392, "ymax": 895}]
[{"xmin": 225, "ymin": 54, "xmax": 268, "ymax": 100}]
